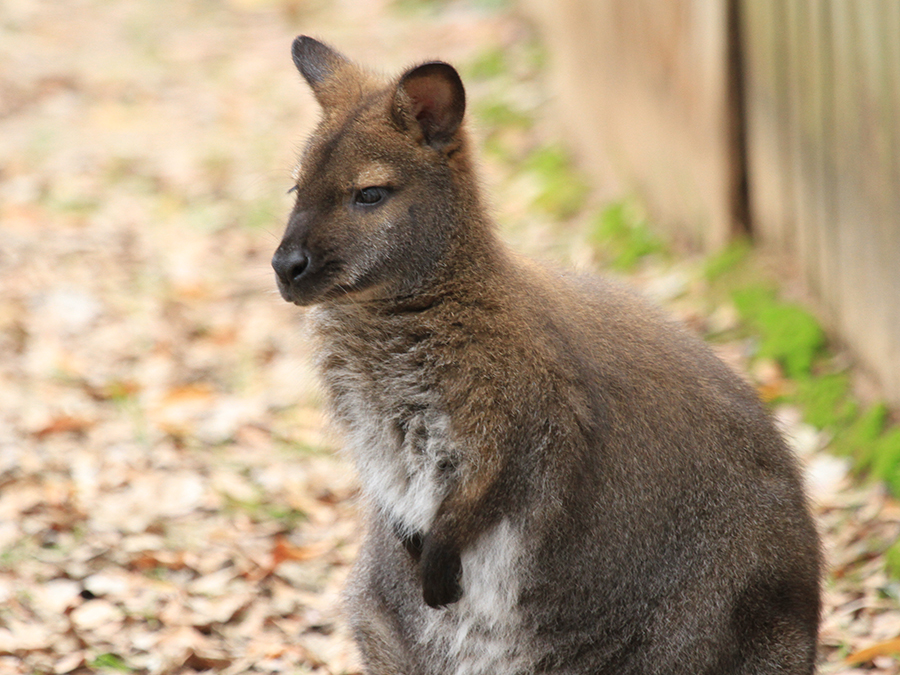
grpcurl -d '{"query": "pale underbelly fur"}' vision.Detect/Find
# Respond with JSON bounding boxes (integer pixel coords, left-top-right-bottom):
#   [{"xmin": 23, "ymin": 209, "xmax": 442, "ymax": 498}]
[
  {"xmin": 346, "ymin": 404, "xmax": 528, "ymax": 674},
  {"xmin": 419, "ymin": 518, "xmax": 528, "ymax": 675}
]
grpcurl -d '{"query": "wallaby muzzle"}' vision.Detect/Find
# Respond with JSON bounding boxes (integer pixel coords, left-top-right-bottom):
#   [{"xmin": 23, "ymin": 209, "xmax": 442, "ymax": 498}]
[
  {"xmin": 271, "ymin": 244, "xmax": 311, "ymax": 301},
  {"xmin": 272, "ymin": 206, "xmax": 320, "ymax": 303}
]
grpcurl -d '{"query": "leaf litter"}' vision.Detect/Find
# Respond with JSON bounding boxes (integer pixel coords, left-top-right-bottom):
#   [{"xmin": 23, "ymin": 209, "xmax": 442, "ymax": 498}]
[{"xmin": 0, "ymin": 0, "xmax": 898, "ymax": 673}]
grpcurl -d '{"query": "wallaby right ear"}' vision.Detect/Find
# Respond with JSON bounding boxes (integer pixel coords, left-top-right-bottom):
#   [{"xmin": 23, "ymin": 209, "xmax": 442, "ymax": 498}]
[
  {"xmin": 393, "ymin": 61, "xmax": 466, "ymax": 148},
  {"xmin": 291, "ymin": 36, "xmax": 350, "ymax": 106}
]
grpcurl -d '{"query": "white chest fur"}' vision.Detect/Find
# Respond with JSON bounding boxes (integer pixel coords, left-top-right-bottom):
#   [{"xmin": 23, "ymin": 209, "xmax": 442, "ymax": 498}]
[
  {"xmin": 318, "ymin": 349, "xmax": 456, "ymax": 535},
  {"xmin": 421, "ymin": 518, "xmax": 529, "ymax": 675},
  {"xmin": 313, "ymin": 313, "xmax": 530, "ymax": 674},
  {"xmin": 351, "ymin": 403, "xmax": 455, "ymax": 534},
  {"xmin": 311, "ymin": 309, "xmax": 461, "ymax": 534}
]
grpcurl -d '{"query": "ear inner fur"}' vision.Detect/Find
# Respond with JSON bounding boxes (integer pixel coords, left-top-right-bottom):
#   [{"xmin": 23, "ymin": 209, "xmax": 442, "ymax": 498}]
[{"xmin": 395, "ymin": 62, "xmax": 466, "ymax": 147}]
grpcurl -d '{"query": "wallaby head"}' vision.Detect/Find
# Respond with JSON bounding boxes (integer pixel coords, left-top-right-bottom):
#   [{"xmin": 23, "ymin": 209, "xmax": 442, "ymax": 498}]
[{"xmin": 272, "ymin": 36, "xmax": 485, "ymax": 307}]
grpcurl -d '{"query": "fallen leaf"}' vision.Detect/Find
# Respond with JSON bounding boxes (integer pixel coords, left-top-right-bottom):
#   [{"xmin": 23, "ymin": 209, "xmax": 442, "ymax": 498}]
[
  {"xmin": 129, "ymin": 550, "xmax": 188, "ymax": 573},
  {"xmin": 183, "ymin": 648, "xmax": 232, "ymax": 671},
  {"xmin": 32, "ymin": 415, "xmax": 94, "ymax": 439},
  {"xmin": 846, "ymin": 636, "xmax": 900, "ymax": 665},
  {"xmin": 53, "ymin": 651, "xmax": 85, "ymax": 674},
  {"xmin": 69, "ymin": 600, "xmax": 125, "ymax": 634},
  {"xmin": 272, "ymin": 535, "xmax": 332, "ymax": 568}
]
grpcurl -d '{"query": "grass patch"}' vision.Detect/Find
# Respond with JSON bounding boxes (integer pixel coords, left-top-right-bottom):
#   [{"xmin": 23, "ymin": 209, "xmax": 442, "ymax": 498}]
[
  {"xmin": 264, "ymin": 504, "xmax": 308, "ymax": 529},
  {"xmin": 703, "ymin": 238, "xmax": 753, "ymax": 284},
  {"xmin": 465, "ymin": 47, "xmax": 508, "ymax": 81},
  {"xmin": 474, "ymin": 98, "xmax": 533, "ymax": 131},
  {"xmin": 886, "ymin": 539, "xmax": 900, "ymax": 579},
  {"xmin": 390, "ymin": 0, "xmax": 448, "ymax": 15},
  {"xmin": 242, "ymin": 195, "xmax": 283, "ymax": 230},
  {"xmin": 89, "ymin": 653, "xmax": 135, "ymax": 673},
  {"xmin": 45, "ymin": 195, "xmax": 101, "ymax": 219},
  {"xmin": 792, "ymin": 373, "xmax": 856, "ymax": 429},
  {"xmin": 588, "ymin": 201, "xmax": 666, "ymax": 271},
  {"xmin": 703, "ymin": 245, "xmax": 900, "ymax": 517},
  {"xmin": 731, "ymin": 286, "xmax": 826, "ymax": 379},
  {"xmin": 523, "ymin": 145, "xmax": 589, "ymax": 220},
  {"xmin": 222, "ymin": 493, "xmax": 308, "ymax": 528}
]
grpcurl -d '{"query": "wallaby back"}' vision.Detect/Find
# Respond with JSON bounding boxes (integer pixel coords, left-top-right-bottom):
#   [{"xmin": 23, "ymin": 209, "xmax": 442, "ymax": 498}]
[{"xmin": 272, "ymin": 36, "xmax": 822, "ymax": 675}]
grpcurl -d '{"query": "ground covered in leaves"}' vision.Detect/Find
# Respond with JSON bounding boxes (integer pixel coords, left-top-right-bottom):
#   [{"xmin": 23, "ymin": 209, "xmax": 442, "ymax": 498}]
[{"xmin": 1, "ymin": 0, "xmax": 899, "ymax": 673}]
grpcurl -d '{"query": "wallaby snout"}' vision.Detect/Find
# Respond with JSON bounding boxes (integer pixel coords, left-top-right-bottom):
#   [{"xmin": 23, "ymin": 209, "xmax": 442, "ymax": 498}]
[
  {"xmin": 272, "ymin": 206, "xmax": 317, "ymax": 304},
  {"xmin": 271, "ymin": 244, "xmax": 311, "ymax": 301}
]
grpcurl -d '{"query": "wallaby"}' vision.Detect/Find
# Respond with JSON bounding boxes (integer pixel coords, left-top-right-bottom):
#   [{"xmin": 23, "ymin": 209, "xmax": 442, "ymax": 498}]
[{"xmin": 271, "ymin": 36, "xmax": 822, "ymax": 675}]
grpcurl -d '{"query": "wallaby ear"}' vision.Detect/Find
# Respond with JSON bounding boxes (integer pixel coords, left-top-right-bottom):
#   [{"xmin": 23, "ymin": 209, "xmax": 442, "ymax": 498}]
[
  {"xmin": 394, "ymin": 62, "xmax": 466, "ymax": 148},
  {"xmin": 291, "ymin": 36, "xmax": 350, "ymax": 105}
]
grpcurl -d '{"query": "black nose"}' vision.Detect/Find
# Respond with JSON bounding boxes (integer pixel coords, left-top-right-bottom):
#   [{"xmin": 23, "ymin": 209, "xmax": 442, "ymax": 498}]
[{"xmin": 272, "ymin": 247, "xmax": 310, "ymax": 287}]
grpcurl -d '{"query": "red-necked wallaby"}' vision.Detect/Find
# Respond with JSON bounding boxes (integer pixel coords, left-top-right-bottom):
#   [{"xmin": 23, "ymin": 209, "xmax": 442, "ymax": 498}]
[{"xmin": 272, "ymin": 36, "xmax": 821, "ymax": 675}]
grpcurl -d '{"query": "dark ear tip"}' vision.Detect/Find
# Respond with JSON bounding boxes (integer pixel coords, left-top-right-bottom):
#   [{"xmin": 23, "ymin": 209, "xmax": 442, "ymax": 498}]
[
  {"xmin": 291, "ymin": 35, "xmax": 320, "ymax": 63},
  {"xmin": 400, "ymin": 61, "xmax": 463, "ymax": 90},
  {"xmin": 292, "ymin": 35, "xmax": 318, "ymax": 51},
  {"xmin": 292, "ymin": 36, "xmax": 348, "ymax": 88}
]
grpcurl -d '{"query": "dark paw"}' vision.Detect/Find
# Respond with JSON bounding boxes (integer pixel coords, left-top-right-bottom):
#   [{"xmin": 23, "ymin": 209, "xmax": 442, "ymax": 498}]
[
  {"xmin": 390, "ymin": 520, "xmax": 424, "ymax": 561},
  {"xmin": 421, "ymin": 535, "xmax": 463, "ymax": 608},
  {"xmin": 402, "ymin": 531, "xmax": 424, "ymax": 561}
]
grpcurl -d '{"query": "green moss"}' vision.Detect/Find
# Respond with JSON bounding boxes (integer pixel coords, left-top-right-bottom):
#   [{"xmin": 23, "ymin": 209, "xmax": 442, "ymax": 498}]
[
  {"xmin": 793, "ymin": 373, "xmax": 856, "ymax": 430},
  {"xmin": 523, "ymin": 145, "xmax": 590, "ymax": 220},
  {"xmin": 731, "ymin": 286, "xmax": 826, "ymax": 378},
  {"xmin": 589, "ymin": 201, "xmax": 666, "ymax": 271},
  {"xmin": 886, "ymin": 538, "xmax": 900, "ymax": 579},
  {"xmin": 465, "ymin": 47, "xmax": 508, "ymax": 80}
]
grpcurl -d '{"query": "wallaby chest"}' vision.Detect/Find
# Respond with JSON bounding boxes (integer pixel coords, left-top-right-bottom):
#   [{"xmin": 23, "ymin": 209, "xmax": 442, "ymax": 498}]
[{"xmin": 311, "ymin": 307, "xmax": 461, "ymax": 536}]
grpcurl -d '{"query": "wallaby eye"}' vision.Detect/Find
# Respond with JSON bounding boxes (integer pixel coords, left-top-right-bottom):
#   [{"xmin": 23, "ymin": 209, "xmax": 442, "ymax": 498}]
[
  {"xmin": 286, "ymin": 184, "xmax": 299, "ymax": 195},
  {"xmin": 354, "ymin": 186, "xmax": 389, "ymax": 207}
]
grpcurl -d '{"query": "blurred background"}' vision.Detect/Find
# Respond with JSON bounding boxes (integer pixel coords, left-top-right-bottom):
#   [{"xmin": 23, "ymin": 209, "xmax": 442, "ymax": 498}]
[
  {"xmin": 1, "ymin": 0, "xmax": 898, "ymax": 673},
  {"xmin": 527, "ymin": 0, "xmax": 900, "ymax": 407}
]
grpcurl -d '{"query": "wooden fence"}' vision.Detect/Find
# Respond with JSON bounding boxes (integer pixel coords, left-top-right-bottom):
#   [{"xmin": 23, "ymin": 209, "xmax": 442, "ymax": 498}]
[{"xmin": 524, "ymin": 0, "xmax": 900, "ymax": 406}]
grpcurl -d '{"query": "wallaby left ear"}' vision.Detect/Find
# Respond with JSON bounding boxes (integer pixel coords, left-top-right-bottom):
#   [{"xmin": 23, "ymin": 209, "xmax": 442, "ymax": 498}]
[
  {"xmin": 292, "ymin": 36, "xmax": 351, "ymax": 107},
  {"xmin": 393, "ymin": 62, "xmax": 466, "ymax": 148}
]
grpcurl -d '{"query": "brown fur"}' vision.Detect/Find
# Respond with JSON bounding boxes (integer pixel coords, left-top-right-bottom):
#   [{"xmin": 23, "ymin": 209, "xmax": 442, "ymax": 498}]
[{"xmin": 272, "ymin": 37, "xmax": 822, "ymax": 674}]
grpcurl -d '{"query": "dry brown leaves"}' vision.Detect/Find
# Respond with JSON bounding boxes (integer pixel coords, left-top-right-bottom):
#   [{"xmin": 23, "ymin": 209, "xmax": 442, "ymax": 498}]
[{"xmin": 0, "ymin": 0, "xmax": 897, "ymax": 673}]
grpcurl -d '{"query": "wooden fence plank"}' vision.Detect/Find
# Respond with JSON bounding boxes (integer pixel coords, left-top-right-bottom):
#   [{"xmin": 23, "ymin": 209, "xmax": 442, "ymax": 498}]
[
  {"xmin": 831, "ymin": 1, "xmax": 865, "ymax": 370},
  {"xmin": 787, "ymin": 0, "xmax": 818, "ymax": 292},
  {"xmin": 876, "ymin": 1, "xmax": 900, "ymax": 400},
  {"xmin": 771, "ymin": 0, "xmax": 795, "ymax": 253},
  {"xmin": 810, "ymin": 0, "xmax": 839, "ymax": 325},
  {"xmin": 740, "ymin": 1, "xmax": 779, "ymax": 246},
  {"xmin": 858, "ymin": 3, "xmax": 893, "ymax": 395},
  {"xmin": 525, "ymin": 0, "xmax": 900, "ymax": 404},
  {"xmin": 521, "ymin": 0, "xmax": 735, "ymax": 251}
]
